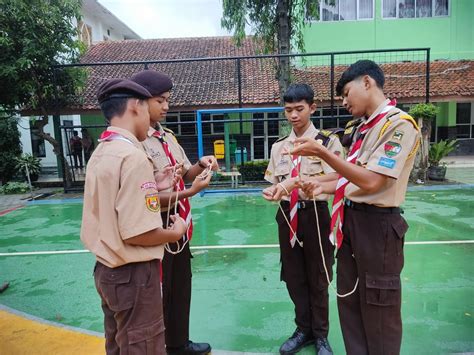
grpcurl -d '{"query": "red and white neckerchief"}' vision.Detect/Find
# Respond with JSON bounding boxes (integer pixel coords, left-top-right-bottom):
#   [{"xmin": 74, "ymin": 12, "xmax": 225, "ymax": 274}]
[
  {"xmin": 152, "ymin": 130, "xmax": 193, "ymax": 242},
  {"xmin": 289, "ymin": 154, "xmax": 301, "ymax": 248},
  {"xmin": 98, "ymin": 130, "xmax": 133, "ymax": 145},
  {"xmin": 329, "ymin": 99, "xmax": 397, "ymax": 249}
]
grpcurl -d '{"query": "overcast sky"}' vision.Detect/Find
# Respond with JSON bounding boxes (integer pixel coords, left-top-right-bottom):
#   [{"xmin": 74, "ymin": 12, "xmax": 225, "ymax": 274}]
[{"xmin": 99, "ymin": 0, "xmax": 236, "ymax": 39}]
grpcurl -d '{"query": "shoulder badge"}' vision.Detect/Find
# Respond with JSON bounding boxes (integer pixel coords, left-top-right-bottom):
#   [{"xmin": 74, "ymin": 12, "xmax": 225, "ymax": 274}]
[
  {"xmin": 275, "ymin": 135, "xmax": 289, "ymax": 143},
  {"xmin": 400, "ymin": 114, "xmax": 420, "ymax": 131}
]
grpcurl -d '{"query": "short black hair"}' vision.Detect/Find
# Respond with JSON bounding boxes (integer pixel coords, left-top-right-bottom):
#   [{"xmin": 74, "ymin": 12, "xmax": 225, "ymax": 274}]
[
  {"xmin": 336, "ymin": 60, "xmax": 385, "ymax": 96},
  {"xmin": 283, "ymin": 84, "xmax": 314, "ymax": 104},
  {"xmin": 100, "ymin": 97, "xmax": 130, "ymax": 123}
]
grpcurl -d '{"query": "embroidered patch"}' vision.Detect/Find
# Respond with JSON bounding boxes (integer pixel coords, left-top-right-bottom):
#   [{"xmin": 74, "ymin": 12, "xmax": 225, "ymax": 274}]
[
  {"xmin": 145, "ymin": 193, "xmax": 160, "ymax": 212},
  {"xmin": 392, "ymin": 130, "xmax": 404, "ymax": 141},
  {"xmin": 141, "ymin": 181, "xmax": 157, "ymax": 191},
  {"xmin": 384, "ymin": 141, "xmax": 402, "ymax": 157},
  {"xmin": 278, "ymin": 159, "xmax": 289, "ymax": 166},
  {"xmin": 316, "ymin": 139, "xmax": 324, "ymax": 145},
  {"xmin": 378, "ymin": 157, "xmax": 396, "ymax": 169}
]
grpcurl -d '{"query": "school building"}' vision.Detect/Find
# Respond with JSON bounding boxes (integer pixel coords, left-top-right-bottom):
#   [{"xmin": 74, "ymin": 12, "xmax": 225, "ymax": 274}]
[{"xmin": 21, "ymin": 0, "xmax": 474, "ymax": 178}]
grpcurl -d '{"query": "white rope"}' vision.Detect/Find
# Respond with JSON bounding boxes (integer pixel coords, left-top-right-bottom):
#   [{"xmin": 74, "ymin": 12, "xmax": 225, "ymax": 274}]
[
  {"xmin": 280, "ymin": 143, "xmax": 359, "ymax": 297},
  {"xmin": 313, "ymin": 196, "xmax": 359, "ymax": 298}
]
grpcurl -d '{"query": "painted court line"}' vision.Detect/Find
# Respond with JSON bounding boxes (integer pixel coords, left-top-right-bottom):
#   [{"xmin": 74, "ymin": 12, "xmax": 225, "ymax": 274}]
[{"xmin": 1, "ymin": 240, "xmax": 473, "ymax": 257}]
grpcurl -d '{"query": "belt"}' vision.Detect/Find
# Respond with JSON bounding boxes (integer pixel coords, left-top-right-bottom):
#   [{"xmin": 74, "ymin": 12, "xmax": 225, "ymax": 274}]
[
  {"xmin": 280, "ymin": 200, "xmax": 327, "ymax": 209},
  {"xmin": 345, "ymin": 200, "xmax": 402, "ymax": 214}
]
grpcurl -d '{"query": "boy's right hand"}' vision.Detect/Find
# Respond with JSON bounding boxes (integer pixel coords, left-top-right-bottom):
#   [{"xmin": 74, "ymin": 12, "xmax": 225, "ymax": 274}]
[{"xmin": 168, "ymin": 215, "xmax": 187, "ymax": 241}]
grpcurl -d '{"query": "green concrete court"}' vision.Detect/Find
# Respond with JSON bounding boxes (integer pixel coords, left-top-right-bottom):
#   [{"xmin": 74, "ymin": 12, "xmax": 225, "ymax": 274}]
[{"xmin": 0, "ymin": 186, "xmax": 473, "ymax": 354}]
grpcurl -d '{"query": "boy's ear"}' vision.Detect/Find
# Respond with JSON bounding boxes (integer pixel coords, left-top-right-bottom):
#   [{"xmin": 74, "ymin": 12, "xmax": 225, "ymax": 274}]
[
  {"xmin": 128, "ymin": 98, "xmax": 141, "ymax": 115},
  {"xmin": 310, "ymin": 102, "xmax": 317, "ymax": 114}
]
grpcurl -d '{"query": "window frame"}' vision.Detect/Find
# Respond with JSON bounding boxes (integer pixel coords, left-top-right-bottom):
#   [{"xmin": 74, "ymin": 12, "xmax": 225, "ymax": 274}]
[
  {"xmin": 314, "ymin": 0, "xmax": 375, "ymax": 22},
  {"xmin": 381, "ymin": 0, "xmax": 450, "ymax": 20},
  {"xmin": 455, "ymin": 102, "xmax": 474, "ymax": 140}
]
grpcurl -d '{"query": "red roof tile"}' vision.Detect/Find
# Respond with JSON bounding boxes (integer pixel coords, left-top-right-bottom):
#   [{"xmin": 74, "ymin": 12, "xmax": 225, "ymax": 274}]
[{"xmin": 70, "ymin": 37, "xmax": 473, "ymax": 112}]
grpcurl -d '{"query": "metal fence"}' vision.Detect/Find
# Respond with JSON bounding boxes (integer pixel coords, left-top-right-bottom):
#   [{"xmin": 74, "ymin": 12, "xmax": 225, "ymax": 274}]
[{"xmin": 52, "ymin": 48, "xmax": 430, "ymax": 191}]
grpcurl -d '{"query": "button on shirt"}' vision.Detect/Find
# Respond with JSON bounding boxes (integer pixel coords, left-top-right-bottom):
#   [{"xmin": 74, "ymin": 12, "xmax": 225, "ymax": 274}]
[
  {"xmin": 345, "ymin": 99, "xmax": 421, "ymax": 207},
  {"xmin": 265, "ymin": 123, "xmax": 343, "ymax": 201},
  {"xmin": 80, "ymin": 126, "xmax": 165, "ymax": 268}
]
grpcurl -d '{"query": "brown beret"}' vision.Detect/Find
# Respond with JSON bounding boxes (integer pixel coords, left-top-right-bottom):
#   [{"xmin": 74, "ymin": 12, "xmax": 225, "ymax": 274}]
[
  {"xmin": 131, "ymin": 70, "xmax": 173, "ymax": 97},
  {"xmin": 97, "ymin": 78, "xmax": 152, "ymax": 104}
]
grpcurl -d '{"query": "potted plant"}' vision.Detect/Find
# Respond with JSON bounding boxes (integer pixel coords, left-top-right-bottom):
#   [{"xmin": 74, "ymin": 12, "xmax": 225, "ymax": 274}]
[
  {"xmin": 409, "ymin": 103, "xmax": 440, "ymax": 182},
  {"xmin": 15, "ymin": 153, "xmax": 42, "ymax": 182},
  {"xmin": 427, "ymin": 139, "xmax": 459, "ymax": 181}
]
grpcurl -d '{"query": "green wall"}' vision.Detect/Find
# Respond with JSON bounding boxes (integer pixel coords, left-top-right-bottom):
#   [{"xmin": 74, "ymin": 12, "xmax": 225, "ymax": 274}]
[{"xmin": 302, "ymin": 0, "xmax": 474, "ymax": 60}]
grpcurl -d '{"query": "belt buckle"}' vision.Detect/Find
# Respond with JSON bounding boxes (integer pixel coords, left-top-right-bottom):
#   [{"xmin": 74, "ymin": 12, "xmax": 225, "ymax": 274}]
[{"xmin": 298, "ymin": 201, "xmax": 306, "ymax": 209}]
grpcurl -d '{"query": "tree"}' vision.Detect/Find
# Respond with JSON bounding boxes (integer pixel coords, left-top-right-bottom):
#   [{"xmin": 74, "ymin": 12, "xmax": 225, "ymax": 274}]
[
  {"xmin": 0, "ymin": 115, "xmax": 22, "ymax": 185},
  {"xmin": 221, "ymin": 0, "xmax": 319, "ymax": 103},
  {"xmin": 408, "ymin": 103, "xmax": 440, "ymax": 182},
  {"xmin": 0, "ymin": 0, "xmax": 84, "ymax": 185}
]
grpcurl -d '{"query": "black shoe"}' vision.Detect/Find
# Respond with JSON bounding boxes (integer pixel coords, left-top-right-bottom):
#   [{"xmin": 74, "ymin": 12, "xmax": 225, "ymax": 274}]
[
  {"xmin": 167, "ymin": 341, "xmax": 211, "ymax": 355},
  {"xmin": 315, "ymin": 337, "xmax": 333, "ymax": 355},
  {"xmin": 279, "ymin": 328, "xmax": 314, "ymax": 354}
]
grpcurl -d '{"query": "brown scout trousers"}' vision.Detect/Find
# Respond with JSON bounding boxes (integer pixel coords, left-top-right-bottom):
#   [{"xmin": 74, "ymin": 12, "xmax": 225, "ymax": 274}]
[
  {"xmin": 161, "ymin": 210, "xmax": 193, "ymax": 348},
  {"xmin": 337, "ymin": 203, "xmax": 408, "ymax": 355},
  {"xmin": 277, "ymin": 201, "xmax": 335, "ymax": 338},
  {"xmin": 94, "ymin": 260, "xmax": 166, "ymax": 354}
]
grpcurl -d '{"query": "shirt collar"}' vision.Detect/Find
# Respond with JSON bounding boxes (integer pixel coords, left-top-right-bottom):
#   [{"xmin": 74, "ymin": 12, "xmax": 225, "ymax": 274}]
[
  {"xmin": 107, "ymin": 126, "xmax": 140, "ymax": 147},
  {"xmin": 365, "ymin": 99, "xmax": 391, "ymax": 124},
  {"xmin": 288, "ymin": 122, "xmax": 317, "ymax": 140}
]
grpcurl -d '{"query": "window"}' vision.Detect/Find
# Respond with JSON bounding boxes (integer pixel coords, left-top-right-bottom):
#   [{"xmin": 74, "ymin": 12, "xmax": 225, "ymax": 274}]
[
  {"xmin": 78, "ymin": 21, "xmax": 92, "ymax": 47},
  {"xmin": 178, "ymin": 112, "xmax": 196, "ymax": 136},
  {"xmin": 456, "ymin": 103, "xmax": 473, "ymax": 139},
  {"xmin": 163, "ymin": 114, "xmax": 179, "ymax": 134},
  {"xmin": 319, "ymin": 106, "xmax": 352, "ymax": 129},
  {"xmin": 211, "ymin": 114, "xmax": 224, "ymax": 134},
  {"xmin": 30, "ymin": 121, "xmax": 46, "ymax": 158},
  {"xmin": 382, "ymin": 0, "xmax": 449, "ymax": 19},
  {"xmin": 319, "ymin": 0, "xmax": 374, "ymax": 21}
]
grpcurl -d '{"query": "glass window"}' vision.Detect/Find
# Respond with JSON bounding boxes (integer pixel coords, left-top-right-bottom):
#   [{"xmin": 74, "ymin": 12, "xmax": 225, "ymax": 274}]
[
  {"xmin": 164, "ymin": 114, "xmax": 179, "ymax": 134},
  {"xmin": 435, "ymin": 0, "xmax": 448, "ymax": 16},
  {"xmin": 267, "ymin": 113, "xmax": 280, "ymax": 136},
  {"xmin": 180, "ymin": 112, "xmax": 196, "ymax": 136},
  {"xmin": 383, "ymin": 0, "xmax": 397, "ymax": 17},
  {"xmin": 30, "ymin": 120, "xmax": 46, "ymax": 158},
  {"xmin": 212, "ymin": 114, "xmax": 225, "ymax": 134},
  {"xmin": 416, "ymin": 0, "xmax": 432, "ymax": 17},
  {"xmin": 322, "ymin": 0, "xmax": 339, "ymax": 21},
  {"xmin": 399, "ymin": 0, "xmax": 415, "ymax": 18},
  {"xmin": 359, "ymin": 0, "xmax": 374, "ymax": 18},
  {"xmin": 340, "ymin": 0, "xmax": 357, "ymax": 20},
  {"xmin": 456, "ymin": 103, "xmax": 471, "ymax": 124},
  {"xmin": 201, "ymin": 113, "xmax": 211, "ymax": 135},
  {"xmin": 252, "ymin": 113, "xmax": 264, "ymax": 136}
]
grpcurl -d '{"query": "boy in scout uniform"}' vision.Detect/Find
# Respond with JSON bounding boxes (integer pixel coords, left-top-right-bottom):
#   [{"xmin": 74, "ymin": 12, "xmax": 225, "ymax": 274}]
[
  {"xmin": 291, "ymin": 60, "xmax": 421, "ymax": 354},
  {"xmin": 262, "ymin": 84, "xmax": 342, "ymax": 355},
  {"xmin": 131, "ymin": 70, "xmax": 218, "ymax": 355},
  {"xmin": 81, "ymin": 78, "xmax": 187, "ymax": 355}
]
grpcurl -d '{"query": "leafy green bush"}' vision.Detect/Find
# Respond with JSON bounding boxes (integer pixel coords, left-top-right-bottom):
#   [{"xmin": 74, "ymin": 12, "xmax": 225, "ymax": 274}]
[
  {"xmin": 15, "ymin": 153, "xmax": 42, "ymax": 179},
  {"xmin": 0, "ymin": 182, "xmax": 30, "ymax": 194},
  {"xmin": 429, "ymin": 139, "xmax": 459, "ymax": 167},
  {"xmin": 408, "ymin": 103, "xmax": 439, "ymax": 121},
  {"xmin": 238, "ymin": 161, "xmax": 269, "ymax": 180},
  {"xmin": 0, "ymin": 117, "xmax": 22, "ymax": 184}
]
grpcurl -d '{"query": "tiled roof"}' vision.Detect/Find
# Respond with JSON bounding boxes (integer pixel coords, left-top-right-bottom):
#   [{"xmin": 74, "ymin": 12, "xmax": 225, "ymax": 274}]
[{"xmin": 71, "ymin": 36, "xmax": 473, "ymax": 111}]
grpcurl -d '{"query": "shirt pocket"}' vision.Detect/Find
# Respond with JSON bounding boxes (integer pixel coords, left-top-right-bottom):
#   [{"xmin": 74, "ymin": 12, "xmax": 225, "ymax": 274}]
[
  {"xmin": 301, "ymin": 160, "xmax": 324, "ymax": 177},
  {"xmin": 274, "ymin": 165, "xmax": 291, "ymax": 181}
]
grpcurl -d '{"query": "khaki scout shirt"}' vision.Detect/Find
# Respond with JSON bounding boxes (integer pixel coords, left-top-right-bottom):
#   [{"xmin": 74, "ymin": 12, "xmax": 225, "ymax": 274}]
[
  {"xmin": 345, "ymin": 99, "xmax": 421, "ymax": 207},
  {"xmin": 80, "ymin": 126, "xmax": 164, "ymax": 268},
  {"xmin": 265, "ymin": 123, "xmax": 343, "ymax": 201},
  {"xmin": 142, "ymin": 125, "xmax": 192, "ymax": 211}
]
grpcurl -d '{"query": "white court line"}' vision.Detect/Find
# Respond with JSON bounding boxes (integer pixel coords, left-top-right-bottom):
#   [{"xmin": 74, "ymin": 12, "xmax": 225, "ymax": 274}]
[{"xmin": 0, "ymin": 240, "xmax": 473, "ymax": 257}]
